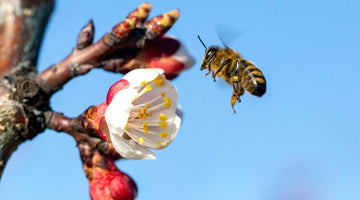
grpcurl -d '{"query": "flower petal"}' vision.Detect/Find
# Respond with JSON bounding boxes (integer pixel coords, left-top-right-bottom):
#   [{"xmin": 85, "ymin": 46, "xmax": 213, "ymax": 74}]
[
  {"xmin": 110, "ymin": 132, "xmax": 156, "ymax": 160},
  {"xmin": 105, "ymin": 89, "xmax": 138, "ymax": 138},
  {"xmin": 105, "ymin": 88, "xmax": 156, "ymax": 159}
]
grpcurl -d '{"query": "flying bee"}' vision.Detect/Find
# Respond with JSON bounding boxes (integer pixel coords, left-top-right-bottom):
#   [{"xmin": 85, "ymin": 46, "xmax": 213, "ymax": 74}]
[{"xmin": 198, "ymin": 35, "xmax": 266, "ymax": 113}]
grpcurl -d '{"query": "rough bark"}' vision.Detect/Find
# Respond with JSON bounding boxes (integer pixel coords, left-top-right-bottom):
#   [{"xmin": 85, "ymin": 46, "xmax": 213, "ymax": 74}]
[{"xmin": 0, "ymin": 0, "xmax": 54, "ymax": 179}]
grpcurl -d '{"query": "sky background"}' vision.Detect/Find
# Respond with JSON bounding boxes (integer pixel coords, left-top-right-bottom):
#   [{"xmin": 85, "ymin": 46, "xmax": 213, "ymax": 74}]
[{"xmin": 1, "ymin": 0, "xmax": 360, "ymax": 199}]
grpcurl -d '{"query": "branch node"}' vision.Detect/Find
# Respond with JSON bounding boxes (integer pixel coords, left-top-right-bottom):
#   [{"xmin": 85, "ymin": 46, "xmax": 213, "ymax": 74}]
[
  {"xmin": 77, "ymin": 20, "xmax": 95, "ymax": 50},
  {"xmin": 50, "ymin": 64, "xmax": 57, "ymax": 72},
  {"xmin": 14, "ymin": 77, "xmax": 39, "ymax": 104}
]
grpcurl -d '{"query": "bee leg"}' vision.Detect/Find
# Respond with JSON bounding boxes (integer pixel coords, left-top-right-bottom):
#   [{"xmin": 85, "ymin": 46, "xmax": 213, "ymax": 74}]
[
  {"xmin": 231, "ymin": 69, "xmax": 243, "ymax": 113},
  {"xmin": 231, "ymin": 94, "xmax": 241, "ymax": 114},
  {"xmin": 211, "ymin": 71, "xmax": 216, "ymax": 82},
  {"xmin": 205, "ymin": 68, "xmax": 211, "ymax": 76},
  {"xmin": 213, "ymin": 59, "xmax": 231, "ymax": 82}
]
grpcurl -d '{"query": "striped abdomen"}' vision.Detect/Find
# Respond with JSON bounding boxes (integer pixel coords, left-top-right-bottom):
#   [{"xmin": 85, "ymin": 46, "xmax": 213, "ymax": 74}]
[{"xmin": 240, "ymin": 59, "xmax": 266, "ymax": 97}]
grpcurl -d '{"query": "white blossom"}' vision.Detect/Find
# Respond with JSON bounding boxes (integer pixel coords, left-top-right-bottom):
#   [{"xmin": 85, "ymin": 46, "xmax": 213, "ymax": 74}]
[{"xmin": 104, "ymin": 69, "xmax": 181, "ymax": 160}]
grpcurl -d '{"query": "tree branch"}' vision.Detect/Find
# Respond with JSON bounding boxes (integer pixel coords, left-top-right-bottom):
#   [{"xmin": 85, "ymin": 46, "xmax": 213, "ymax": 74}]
[
  {"xmin": 35, "ymin": 4, "xmax": 179, "ymax": 95},
  {"xmin": 0, "ymin": 0, "xmax": 54, "ymax": 179},
  {"xmin": 0, "ymin": 0, "xmax": 54, "ymax": 76}
]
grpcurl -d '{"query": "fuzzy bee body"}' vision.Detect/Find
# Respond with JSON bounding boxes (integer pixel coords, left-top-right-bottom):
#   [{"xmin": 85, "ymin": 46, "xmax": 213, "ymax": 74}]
[{"xmin": 199, "ymin": 41, "xmax": 266, "ymax": 113}]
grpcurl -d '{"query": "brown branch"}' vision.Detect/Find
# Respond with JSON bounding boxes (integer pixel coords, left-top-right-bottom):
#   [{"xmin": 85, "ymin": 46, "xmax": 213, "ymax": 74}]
[
  {"xmin": 0, "ymin": 85, "xmax": 46, "ymax": 179},
  {"xmin": 46, "ymin": 110, "xmax": 120, "ymax": 159},
  {"xmin": 35, "ymin": 4, "xmax": 179, "ymax": 95},
  {"xmin": 0, "ymin": 0, "xmax": 54, "ymax": 179},
  {"xmin": 0, "ymin": 0, "xmax": 54, "ymax": 76}
]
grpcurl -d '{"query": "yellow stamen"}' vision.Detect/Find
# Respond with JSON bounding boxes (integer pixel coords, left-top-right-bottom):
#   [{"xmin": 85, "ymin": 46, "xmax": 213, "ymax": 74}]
[
  {"xmin": 160, "ymin": 131, "xmax": 169, "ymax": 138},
  {"xmin": 144, "ymin": 127, "xmax": 149, "ymax": 134},
  {"xmin": 141, "ymin": 81, "xmax": 146, "ymax": 85},
  {"xmin": 124, "ymin": 124, "xmax": 129, "ymax": 130},
  {"xmin": 137, "ymin": 137, "xmax": 144, "ymax": 145},
  {"xmin": 159, "ymin": 113, "xmax": 167, "ymax": 121},
  {"xmin": 159, "ymin": 121, "xmax": 167, "ymax": 129},
  {"xmin": 153, "ymin": 75, "xmax": 164, "ymax": 87},
  {"xmin": 136, "ymin": 104, "xmax": 152, "ymax": 119},
  {"xmin": 132, "ymin": 84, "xmax": 152, "ymax": 102},
  {"xmin": 161, "ymin": 92, "xmax": 165, "ymax": 97},
  {"xmin": 163, "ymin": 97, "xmax": 171, "ymax": 108},
  {"xmin": 141, "ymin": 122, "xmax": 149, "ymax": 134},
  {"xmin": 145, "ymin": 84, "xmax": 152, "ymax": 91}
]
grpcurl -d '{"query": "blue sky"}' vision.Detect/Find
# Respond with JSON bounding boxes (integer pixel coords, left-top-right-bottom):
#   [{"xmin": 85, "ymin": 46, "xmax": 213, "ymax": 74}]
[{"xmin": 1, "ymin": 0, "xmax": 360, "ymax": 199}]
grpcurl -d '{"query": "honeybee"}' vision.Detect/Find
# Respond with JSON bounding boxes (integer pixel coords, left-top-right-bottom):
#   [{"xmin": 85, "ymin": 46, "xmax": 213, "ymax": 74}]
[{"xmin": 198, "ymin": 35, "xmax": 266, "ymax": 113}]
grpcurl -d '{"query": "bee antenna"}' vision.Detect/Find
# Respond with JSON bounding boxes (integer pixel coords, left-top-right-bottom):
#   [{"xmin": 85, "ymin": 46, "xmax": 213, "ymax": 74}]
[{"xmin": 197, "ymin": 35, "xmax": 207, "ymax": 49}]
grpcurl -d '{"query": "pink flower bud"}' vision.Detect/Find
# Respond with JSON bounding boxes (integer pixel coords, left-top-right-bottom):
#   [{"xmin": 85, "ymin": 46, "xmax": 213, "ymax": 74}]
[
  {"xmin": 88, "ymin": 154, "xmax": 137, "ymax": 200},
  {"xmin": 106, "ymin": 79, "xmax": 130, "ymax": 104},
  {"xmin": 138, "ymin": 35, "xmax": 195, "ymax": 79}
]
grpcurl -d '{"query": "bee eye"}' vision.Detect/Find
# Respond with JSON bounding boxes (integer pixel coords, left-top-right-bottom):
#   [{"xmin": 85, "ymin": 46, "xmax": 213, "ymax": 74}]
[{"xmin": 205, "ymin": 49, "xmax": 216, "ymax": 60}]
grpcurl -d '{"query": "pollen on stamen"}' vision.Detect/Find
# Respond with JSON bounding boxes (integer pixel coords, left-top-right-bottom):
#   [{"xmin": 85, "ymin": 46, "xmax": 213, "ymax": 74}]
[
  {"xmin": 163, "ymin": 97, "xmax": 171, "ymax": 108},
  {"xmin": 153, "ymin": 75, "xmax": 164, "ymax": 87},
  {"xmin": 141, "ymin": 122, "xmax": 149, "ymax": 134},
  {"xmin": 133, "ymin": 84, "xmax": 153, "ymax": 102},
  {"xmin": 160, "ymin": 131, "xmax": 169, "ymax": 138},
  {"xmin": 145, "ymin": 84, "xmax": 152, "ymax": 91},
  {"xmin": 141, "ymin": 81, "xmax": 146, "ymax": 85},
  {"xmin": 161, "ymin": 92, "xmax": 165, "ymax": 97},
  {"xmin": 137, "ymin": 137, "xmax": 145, "ymax": 145},
  {"xmin": 144, "ymin": 104, "xmax": 150, "ymax": 109},
  {"xmin": 159, "ymin": 121, "xmax": 167, "ymax": 129},
  {"xmin": 159, "ymin": 113, "xmax": 167, "ymax": 121},
  {"xmin": 125, "ymin": 124, "xmax": 129, "ymax": 130},
  {"xmin": 137, "ymin": 105, "xmax": 152, "ymax": 119},
  {"xmin": 137, "ymin": 109, "xmax": 143, "ymax": 119},
  {"xmin": 144, "ymin": 128, "xmax": 149, "ymax": 134}
]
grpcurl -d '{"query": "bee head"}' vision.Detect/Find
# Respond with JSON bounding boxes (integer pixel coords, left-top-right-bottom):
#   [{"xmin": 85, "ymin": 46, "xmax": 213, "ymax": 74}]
[
  {"xmin": 197, "ymin": 35, "xmax": 218, "ymax": 70},
  {"xmin": 201, "ymin": 47, "xmax": 217, "ymax": 70}
]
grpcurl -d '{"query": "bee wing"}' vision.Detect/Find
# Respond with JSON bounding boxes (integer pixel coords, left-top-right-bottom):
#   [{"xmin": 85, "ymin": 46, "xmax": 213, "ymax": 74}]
[{"xmin": 215, "ymin": 24, "xmax": 242, "ymax": 48}]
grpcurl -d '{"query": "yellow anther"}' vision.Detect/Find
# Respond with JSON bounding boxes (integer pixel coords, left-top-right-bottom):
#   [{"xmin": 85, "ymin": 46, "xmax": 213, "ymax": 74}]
[
  {"xmin": 160, "ymin": 131, "xmax": 169, "ymax": 138},
  {"xmin": 137, "ymin": 109, "xmax": 143, "ymax": 119},
  {"xmin": 156, "ymin": 142, "xmax": 163, "ymax": 145},
  {"xmin": 233, "ymin": 76, "xmax": 239, "ymax": 82},
  {"xmin": 141, "ymin": 81, "xmax": 146, "ymax": 85},
  {"xmin": 125, "ymin": 124, "xmax": 129, "ymax": 130},
  {"xmin": 159, "ymin": 121, "xmax": 168, "ymax": 129},
  {"xmin": 145, "ymin": 84, "xmax": 152, "ymax": 91},
  {"xmin": 163, "ymin": 97, "xmax": 171, "ymax": 108},
  {"xmin": 132, "ymin": 85, "xmax": 152, "ymax": 102},
  {"xmin": 161, "ymin": 92, "xmax": 165, "ymax": 97},
  {"xmin": 137, "ymin": 105, "xmax": 152, "ymax": 120},
  {"xmin": 137, "ymin": 137, "xmax": 145, "ymax": 145},
  {"xmin": 141, "ymin": 122, "xmax": 149, "ymax": 134},
  {"xmin": 159, "ymin": 113, "xmax": 167, "ymax": 121},
  {"xmin": 153, "ymin": 75, "xmax": 164, "ymax": 87}
]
